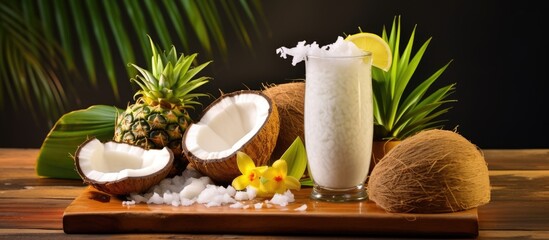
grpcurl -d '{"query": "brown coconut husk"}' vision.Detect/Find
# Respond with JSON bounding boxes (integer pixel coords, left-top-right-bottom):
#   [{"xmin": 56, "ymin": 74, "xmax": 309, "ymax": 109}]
[
  {"xmin": 183, "ymin": 90, "xmax": 280, "ymax": 185},
  {"xmin": 262, "ymin": 81, "xmax": 305, "ymax": 162},
  {"xmin": 367, "ymin": 129, "xmax": 491, "ymax": 213}
]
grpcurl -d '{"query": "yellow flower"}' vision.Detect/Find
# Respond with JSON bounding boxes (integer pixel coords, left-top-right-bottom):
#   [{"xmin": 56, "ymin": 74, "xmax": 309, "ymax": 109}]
[
  {"xmin": 232, "ymin": 151, "xmax": 267, "ymax": 190},
  {"xmin": 232, "ymin": 152, "xmax": 302, "ymax": 197},
  {"xmin": 260, "ymin": 159, "xmax": 301, "ymax": 194}
]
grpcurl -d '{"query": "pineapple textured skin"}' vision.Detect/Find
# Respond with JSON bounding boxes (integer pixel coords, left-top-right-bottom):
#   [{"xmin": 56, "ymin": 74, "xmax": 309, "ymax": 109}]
[
  {"xmin": 114, "ymin": 100, "xmax": 192, "ymax": 176},
  {"xmin": 113, "ymin": 36, "xmax": 211, "ymax": 176}
]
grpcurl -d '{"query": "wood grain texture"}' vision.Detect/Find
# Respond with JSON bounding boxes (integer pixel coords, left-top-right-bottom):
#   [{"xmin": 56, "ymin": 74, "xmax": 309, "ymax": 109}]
[
  {"xmin": 0, "ymin": 148, "xmax": 39, "ymax": 166},
  {"xmin": 0, "ymin": 198, "xmax": 70, "ymax": 229},
  {"xmin": 479, "ymin": 200, "xmax": 549, "ymax": 230},
  {"xmin": 62, "ymin": 186, "xmax": 479, "ymax": 237},
  {"xmin": 1, "ymin": 148, "xmax": 548, "ymax": 239},
  {"xmin": 483, "ymin": 149, "xmax": 549, "ymax": 170},
  {"xmin": 1, "ymin": 229, "xmax": 548, "ymax": 240},
  {"xmin": 489, "ymin": 170, "xmax": 549, "ymax": 200},
  {"xmin": 478, "ymin": 230, "xmax": 549, "ymax": 240}
]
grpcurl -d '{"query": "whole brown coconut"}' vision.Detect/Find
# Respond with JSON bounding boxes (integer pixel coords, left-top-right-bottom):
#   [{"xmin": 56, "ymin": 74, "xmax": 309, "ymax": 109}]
[
  {"xmin": 367, "ymin": 129, "xmax": 491, "ymax": 213},
  {"xmin": 262, "ymin": 81, "xmax": 305, "ymax": 162}
]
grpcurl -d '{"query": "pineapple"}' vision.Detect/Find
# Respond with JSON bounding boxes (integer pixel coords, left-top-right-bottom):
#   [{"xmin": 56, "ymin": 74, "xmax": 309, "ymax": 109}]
[{"xmin": 114, "ymin": 36, "xmax": 212, "ymax": 176}]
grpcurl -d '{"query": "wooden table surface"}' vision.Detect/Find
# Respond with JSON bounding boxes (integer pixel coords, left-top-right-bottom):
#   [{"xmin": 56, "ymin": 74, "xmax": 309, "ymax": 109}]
[{"xmin": 0, "ymin": 148, "xmax": 548, "ymax": 239}]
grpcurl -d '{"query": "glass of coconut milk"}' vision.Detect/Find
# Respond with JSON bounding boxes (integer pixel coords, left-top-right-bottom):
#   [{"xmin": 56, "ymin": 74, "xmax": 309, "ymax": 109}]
[{"xmin": 304, "ymin": 52, "xmax": 373, "ymax": 202}]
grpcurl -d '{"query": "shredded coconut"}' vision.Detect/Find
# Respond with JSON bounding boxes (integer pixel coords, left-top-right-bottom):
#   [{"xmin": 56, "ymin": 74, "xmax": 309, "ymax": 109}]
[
  {"xmin": 122, "ymin": 200, "xmax": 135, "ymax": 206},
  {"xmin": 229, "ymin": 202, "xmax": 245, "ymax": 209},
  {"xmin": 276, "ymin": 36, "xmax": 365, "ymax": 66},
  {"xmin": 267, "ymin": 190, "xmax": 296, "ymax": 207},
  {"xmin": 246, "ymin": 186, "xmax": 257, "ymax": 199},
  {"xmin": 294, "ymin": 204, "xmax": 308, "ymax": 211},
  {"xmin": 234, "ymin": 191, "xmax": 249, "ymax": 201},
  {"xmin": 124, "ymin": 168, "xmax": 299, "ymax": 210}
]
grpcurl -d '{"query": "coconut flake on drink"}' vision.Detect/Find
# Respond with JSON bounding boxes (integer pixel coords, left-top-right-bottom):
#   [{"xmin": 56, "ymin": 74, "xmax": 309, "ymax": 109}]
[{"xmin": 276, "ymin": 36, "xmax": 366, "ymax": 65}]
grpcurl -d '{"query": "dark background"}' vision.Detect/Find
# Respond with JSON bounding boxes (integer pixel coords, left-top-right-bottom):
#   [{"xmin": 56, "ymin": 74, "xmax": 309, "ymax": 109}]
[{"xmin": 2, "ymin": 0, "xmax": 548, "ymax": 149}]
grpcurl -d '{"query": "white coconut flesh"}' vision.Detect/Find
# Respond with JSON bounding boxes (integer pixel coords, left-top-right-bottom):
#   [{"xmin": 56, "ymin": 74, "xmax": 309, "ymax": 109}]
[
  {"xmin": 185, "ymin": 93, "xmax": 270, "ymax": 160},
  {"xmin": 77, "ymin": 138, "xmax": 172, "ymax": 183}
]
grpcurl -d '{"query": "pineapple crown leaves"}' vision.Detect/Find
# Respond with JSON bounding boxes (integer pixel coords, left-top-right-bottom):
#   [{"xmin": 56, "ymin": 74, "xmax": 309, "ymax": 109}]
[
  {"xmin": 372, "ymin": 16, "xmax": 457, "ymax": 140},
  {"xmin": 130, "ymin": 36, "xmax": 212, "ymax": 108}
]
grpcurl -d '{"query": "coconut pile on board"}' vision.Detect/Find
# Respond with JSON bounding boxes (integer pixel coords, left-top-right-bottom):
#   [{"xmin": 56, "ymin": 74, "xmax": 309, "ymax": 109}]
[
  {"xmin": 367, "ymin": 129, "xmax": 491, "ymax": 213},
  {"xmin": 262, "ymin": 81, "xmax": 305, "ymax": 161},
  {"xmin": 122, "ymin": 168, "xmax": 306, "ymax": 210}
]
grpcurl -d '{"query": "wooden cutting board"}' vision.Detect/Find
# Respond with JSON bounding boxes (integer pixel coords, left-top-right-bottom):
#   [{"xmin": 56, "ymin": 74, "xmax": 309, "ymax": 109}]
[{"xmin": 63, "ymin": 186, "xmax": 478, "ymax": 237}]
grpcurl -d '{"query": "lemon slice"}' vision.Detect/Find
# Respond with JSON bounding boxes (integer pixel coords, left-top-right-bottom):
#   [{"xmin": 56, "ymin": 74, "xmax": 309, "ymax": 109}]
[{"xmin": 345, "ymin": 32, "xmax": 392, "ymax": 71}]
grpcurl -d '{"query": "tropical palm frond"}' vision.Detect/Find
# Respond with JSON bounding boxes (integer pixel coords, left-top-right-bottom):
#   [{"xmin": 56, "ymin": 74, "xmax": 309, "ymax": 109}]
[
  {"xmin": 1, "ymin": 1, "xmax": 71, "ymax": 125},
  {"xmin": 372, "ymin": 16, "xmax": 456, "ymax": 140},
  {"xmin": 0, "ymin": 0, "xmax": 266, "ymax": 127}
]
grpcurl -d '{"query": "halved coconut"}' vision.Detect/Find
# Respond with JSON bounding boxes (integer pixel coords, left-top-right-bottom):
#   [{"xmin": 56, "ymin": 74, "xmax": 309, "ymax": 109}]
[
  {"xmin": 182, "ymin": 90, "xmax": 280, "ymax": 184},
  {"xmin": 75, "ymin": 138, "xmax": 174, "ymax": 195}
]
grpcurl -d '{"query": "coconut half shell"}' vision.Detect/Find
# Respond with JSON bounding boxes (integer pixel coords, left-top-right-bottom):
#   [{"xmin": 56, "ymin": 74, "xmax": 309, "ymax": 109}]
[
  {"xmin": 182, "ymin": 90, "xmax": 280, "ymax": 185},
  {"xmin": 75, "ymin": 138, "xmax": 174, "ymax": 195}
]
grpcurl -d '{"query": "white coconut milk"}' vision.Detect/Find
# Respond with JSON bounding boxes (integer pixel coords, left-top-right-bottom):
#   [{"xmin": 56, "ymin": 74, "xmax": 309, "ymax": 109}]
[
  {"xmin": 304, "ymin": 54, "xmax": 373, "ymax": 189},
  {"xmin": 276, "ymin": 37, "xmax": 374, "ymax": 200}
]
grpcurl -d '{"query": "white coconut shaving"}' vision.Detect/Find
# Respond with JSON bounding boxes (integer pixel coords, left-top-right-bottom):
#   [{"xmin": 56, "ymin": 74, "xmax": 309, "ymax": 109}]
[
  {"xmin": 122, "ymin": 200, "xmax": 135, "ymax": 206},
  {"xmin": 123, "ymin": 168, "xmax": 300, "ymax": 210},
  {"xmin": 294, "ymin": 204, "xmax": 307, "ymax": 211},
  {"xmin": 245, "ymin": 185, "xmax": 258, "ymax": 200},
  {"xmin": 253, "ymin": 202, "xmax": 263, "ymax": 209},
  {"xmin": 229, "ymin": 202, "xmax": 251, "ymax": 209},
  {"xmin": 234, "ymin": 191, "xmax": 249, "ymax": 201},
  {"xmin": 276, "ymin": 36, "xmax": 365, "ymax": 66},
  {"xmin": 266, "ymin": 190, "xmax": 296, "ymax": 207}
]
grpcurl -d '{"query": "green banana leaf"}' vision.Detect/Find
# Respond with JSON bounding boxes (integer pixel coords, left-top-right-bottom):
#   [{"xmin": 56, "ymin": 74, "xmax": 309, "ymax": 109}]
[
  {"xmin": 279, "ymin": 136, "xmax": 308, "ymax": 180},
  {"xmin": 36, "ymin": 105, "xmax": 122, "ymax": 179}
]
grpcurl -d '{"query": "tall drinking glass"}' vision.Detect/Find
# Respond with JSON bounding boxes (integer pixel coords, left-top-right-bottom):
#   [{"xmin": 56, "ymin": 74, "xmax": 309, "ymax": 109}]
[{"xmin": 304, "ymin": 52, "xmax": 373, "ymax": 202}]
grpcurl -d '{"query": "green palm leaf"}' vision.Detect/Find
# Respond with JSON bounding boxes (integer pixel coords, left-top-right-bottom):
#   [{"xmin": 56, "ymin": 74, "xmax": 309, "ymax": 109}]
[
  {"xmin": 69, "ymin": 0, "xmax": 96, "ymax": 86},
  {"xmin": 0, "ymin": 0, "xmax": 266, "ymax": 127},
  {"xmin": 395, "ymin": 61, "xmax": 454, "ymax": 126},
  {"xmin": 0, "ymin": 2, "xmax": 70, "ymax": 125},
  {"xmin": 372, "ymin": 16, "xmax": 456, "ymax": 140},
  {"xmin": 52, "ymin": 0, "xmax": 76, "ymax": 72},
  {"xmin": 85, "ymin": 0, "xmax": 119, "ymax": 98}
]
